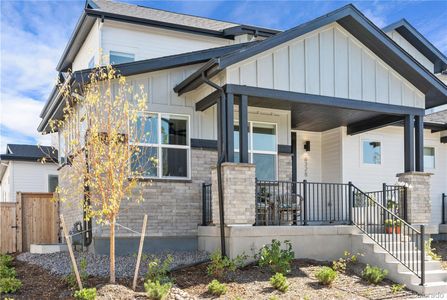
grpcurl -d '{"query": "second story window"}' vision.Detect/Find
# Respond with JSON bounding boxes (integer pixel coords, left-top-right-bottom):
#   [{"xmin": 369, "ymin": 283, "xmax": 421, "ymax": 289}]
[
  {"xmin": 362, "ymin": 140, "xmax": 381, "ymax": 165},
  {"xmin": 88, "ymin": 57, "xmax": 95, "ymax": 69},
  {"xmin": 109, "ymin": 51, "xmax": 135, "ymax": 65},
  {"xmin": 424, "ymin": 147, "xmax": 435, "ymax": 169}
]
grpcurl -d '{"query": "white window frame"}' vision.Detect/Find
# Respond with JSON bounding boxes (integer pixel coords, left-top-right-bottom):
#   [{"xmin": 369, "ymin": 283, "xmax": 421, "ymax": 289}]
[
  {"xmin": 234, "ymin": 121, "xmax": 278, "ymax": 180},
  {"xmin": 361, "ymin": 139, "xmax": 382, "ymax": 166},
  {"xmin": 424, "ymin": 146, "xmax": 436, "ymax": 170},
  {"xmin": 131, "ymin": 112, "xmax": 191, "ymax": 180},
  {"xmin": 109, "ymin": 51, "xmax": 135, "ymax": 64}
]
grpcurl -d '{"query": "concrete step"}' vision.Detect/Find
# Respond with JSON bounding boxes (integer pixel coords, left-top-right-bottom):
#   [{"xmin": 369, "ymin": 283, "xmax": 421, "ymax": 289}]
[
  {"xmin": 421, "ymin": 281, "xmax": 447, "ymax": 295},
  {"xmin": 400, "ymin": 270, "xmax": 447, "ymax": 284}
]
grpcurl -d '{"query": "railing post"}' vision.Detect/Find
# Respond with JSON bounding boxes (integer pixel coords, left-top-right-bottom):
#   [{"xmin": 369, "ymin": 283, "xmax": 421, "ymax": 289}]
[
  {"xmin": 382, "ymin": 183, "xmax": 387, "ymax": 209},
  {"xmin": 202, "ymin": 183, "xmax": 206, "ymax": 226},
  {"xmin": 348, "ymin": 182, "xmax": 353, "ymax": 225},
  {"xmin": 403, "ymin": 187, "xmax": 408, "ymax": 222},
  {"xmin": 303, "ymin": 180, "xmax": 308, "ymax": 226},
  {"xmin": 443, "ymin": 193, "xmax": 446, "ymax": 225},
  {"xmin": 420, "ymin": 225, "xmax": 426, "ymax": 286}
]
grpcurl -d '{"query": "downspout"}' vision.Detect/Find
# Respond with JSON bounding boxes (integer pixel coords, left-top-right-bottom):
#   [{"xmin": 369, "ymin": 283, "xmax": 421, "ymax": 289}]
[{"xmin": 200, "ymin": 72, "xmax": 227, "ymax": 257}]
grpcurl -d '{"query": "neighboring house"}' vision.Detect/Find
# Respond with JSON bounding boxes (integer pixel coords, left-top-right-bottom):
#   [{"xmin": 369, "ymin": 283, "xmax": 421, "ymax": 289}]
[
  {"xmin": 0, "ymin": 144, "xmax": 59, "ymax": 202},
  {"xmin": 38, "ymin": 0, "xmax": 447, "ymax": 293}
]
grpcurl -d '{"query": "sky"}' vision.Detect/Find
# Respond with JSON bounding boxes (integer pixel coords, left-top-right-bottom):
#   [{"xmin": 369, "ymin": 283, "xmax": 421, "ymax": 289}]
[{"xmin": 0, "ymin": 0, "xmax": 446, "ymax": 151}]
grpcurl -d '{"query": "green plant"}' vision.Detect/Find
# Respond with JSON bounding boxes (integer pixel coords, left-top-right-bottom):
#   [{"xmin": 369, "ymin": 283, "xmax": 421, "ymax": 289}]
[
  {"xmin": 74, "ymin": 288, "xmax": 97, "ymax": 300},
  {"xmin": 391, "ymin": 283, "xmax": 405, "ymax": 294},
  {"xmin": 386, "ymin": 200, "xmax": 398, "ymax": 210},
  {"xmin": 0, "ymin": 264, "xmax": 16, "ymax": 278},
  {"xmin": 315, "ymin": 266, "xmax": 337, "ymax": 286},
  {"xmin": 65, "ymin": 257, "xmax": 89, "ymax": 288},
  {"xmin": 207, "ymin": 279, "xmax": 227, "ymax": 296},
  {"xmin": 0, "ymin": 277, "xmax": 22, "ymax": 294},
  {"xmin": 144, "ymin": 280, "xmax": 172, "ymax": 300},
  {"xmin": 332, "ymin": 251, "xmax": 360, "ymax": 272},
  {"xmin": 384, "ymin": 219, "xmax": 394, "ymax": 228},
  {"xmin": 394, "ymin": 220, "xmax": 401, "ymax": 227},
  {"xmin": 146, "ymin": 255, "xmax": 173, "ymax": 284},
  {"xmin": 207, "ymin": 251, "xmax": 247, "ymax": 277},
  {"xmin": 269, "ymin": 272, "xmax": 289, "ymax": 293},
  {"xmin": 362, "ymin": 265, "xmax": 388, "ymax": 284},
  {"xmin": 269, "ymin": 296, "xmax": 280, "ymax": 300},
  {"xmin": 425, "ymin": 238, "xmax": 441, "ymax": 261},
  {"xmin": 256, "ymin": 240, "xmax": 294, "ymax": 274},
  {"xmin": 0, "ymin": 255, "xmax": 13, "ymax": 267}
]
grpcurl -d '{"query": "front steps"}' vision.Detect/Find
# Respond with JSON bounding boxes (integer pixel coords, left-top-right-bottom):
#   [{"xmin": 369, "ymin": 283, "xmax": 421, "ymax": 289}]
[{"xmin": 352, "ymin": 233, "xmax": 447, "ymax": 295}]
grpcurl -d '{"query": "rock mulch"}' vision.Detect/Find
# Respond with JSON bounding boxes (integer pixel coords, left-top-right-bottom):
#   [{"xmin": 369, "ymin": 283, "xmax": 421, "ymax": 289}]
[
  {"xmin": 17, "ymin": 250, "xmax": 209, "ymax": 278},
  {"xmin": 95, "ymin": 284, "xmax": 196, "ymax": 300}
]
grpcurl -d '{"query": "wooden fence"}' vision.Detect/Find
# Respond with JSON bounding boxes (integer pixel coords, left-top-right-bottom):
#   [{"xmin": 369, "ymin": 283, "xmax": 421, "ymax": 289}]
[{"xmin": 0, "ymin": 192, "xmax": 59, "ymax": 253}]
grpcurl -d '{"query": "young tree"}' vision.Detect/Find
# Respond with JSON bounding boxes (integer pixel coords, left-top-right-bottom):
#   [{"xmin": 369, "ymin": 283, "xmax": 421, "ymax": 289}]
[{"xmin": 49, "ymin": 65, "xmax": 151, "ymax": 283}]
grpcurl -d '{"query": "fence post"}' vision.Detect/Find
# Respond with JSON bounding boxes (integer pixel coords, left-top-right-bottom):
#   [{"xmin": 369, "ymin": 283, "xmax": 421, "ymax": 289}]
[
  {"xmin": 348, "ymin": 182, "xmax": 353, "ymax": 225},
  {"xmin": 202, "ymin": 183, "xmax": 206, "ymax": 226},
  {"xmin": 420, "ymin": 224, "xmax": 426, "ymax": 286},
  {"xmin": 303, "ymin": 180, "xmax": 308, "ymax": 226},
  {"xmin": 443, "ymin": 193, "xmax": 446, "ymax": 225}
]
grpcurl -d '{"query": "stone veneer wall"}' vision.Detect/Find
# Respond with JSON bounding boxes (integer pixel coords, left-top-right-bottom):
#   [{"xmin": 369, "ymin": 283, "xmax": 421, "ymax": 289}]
[
  {"xmin": 278, "ymin": 153, "xmax": 293, "ymax": 181},
  {"xmin": 397, "ymin": 172, "xmax": 432, "ymax": 224}
]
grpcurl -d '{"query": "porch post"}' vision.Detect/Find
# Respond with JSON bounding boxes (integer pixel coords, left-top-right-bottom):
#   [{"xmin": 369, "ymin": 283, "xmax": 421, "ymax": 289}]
[
  {"xmin": 415, "ymin": 115, "xmax": 424, "ymax": 172},
  {"xmin": 239, "ymin": 95, "xmax": 249, "ymax": 163},
  {"xmin": 404, "ymin": 114, "xmax": 415, "ymax": 172},
  {"xmin": 217, "ymin": 94, "xmax": 227, "ymax": 161},
  {"xmin": 226, "ymin": 93, "xmax": 235, "ymax": 162}
]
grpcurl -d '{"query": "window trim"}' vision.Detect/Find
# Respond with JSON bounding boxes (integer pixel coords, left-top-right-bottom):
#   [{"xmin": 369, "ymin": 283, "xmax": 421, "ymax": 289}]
[
  {"xmin": 109, "ymin": 51, "xmax": 135, "ymax": 65},
  {"xmin": 131, "ymin": 112, "xmax": 191, "ymax": 180},
  {"xmin": 234, "ymin": 120, "xmax": 278, "ymax": 180},
  {"xmin": 361, "ymin": 139, "xmax": 383, "ymax": 166},
  {"xmin": 423, "ymin": 146, "xmax": 436, "ymax": 170}
]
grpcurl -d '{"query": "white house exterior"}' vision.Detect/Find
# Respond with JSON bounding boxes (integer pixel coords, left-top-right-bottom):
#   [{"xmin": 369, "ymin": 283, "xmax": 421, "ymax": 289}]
[
  {"xmin": 37, "ymin": 0, "xmax": 447, "ymax": 294},
  {"xmin": 0, "ymin": 145, "xmax": 59, "ymax": 202}
]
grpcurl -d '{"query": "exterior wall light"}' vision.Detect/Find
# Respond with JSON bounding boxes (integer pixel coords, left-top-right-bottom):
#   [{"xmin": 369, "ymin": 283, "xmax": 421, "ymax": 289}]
[{"xmin": 304, "ymin": 141, "xmax": 311, "ymax": 152}]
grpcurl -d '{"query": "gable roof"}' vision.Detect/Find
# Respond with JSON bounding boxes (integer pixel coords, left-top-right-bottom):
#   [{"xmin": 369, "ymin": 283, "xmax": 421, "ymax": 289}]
[
  {"xmin": 0, "ymin": 144, "xmax": 58, "ymax": 162},
  {"xmin": 56, "ymin": 0, "xmax": 279, "ymax": 72},
  {"xmin": 382, "ymin": 19, "xmax": 447, "ymax": 74},
  {"xmin": 174, "ymin": 4, "xmax": 447, "ymax": 110}
]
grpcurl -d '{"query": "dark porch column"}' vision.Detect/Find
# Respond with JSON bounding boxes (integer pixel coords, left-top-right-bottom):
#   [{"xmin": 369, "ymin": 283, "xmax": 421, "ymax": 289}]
[
  {"xmin": 226, "ymin": 93, "xmax": 235, "ymax": 162},
  {"xmin": 238, "ymin": 95, "xmax": 249, "ymax": 163},
  {"xmin": 415, "ymin": 115, "xmax": 424, "ymax": 172},
  {"xmin": 404, "ymin": 114, "xmax": 415, "ymax": 172},
  {"xmin": 217, "ymin": 94, "xmax": 227, "ymax": 161}
]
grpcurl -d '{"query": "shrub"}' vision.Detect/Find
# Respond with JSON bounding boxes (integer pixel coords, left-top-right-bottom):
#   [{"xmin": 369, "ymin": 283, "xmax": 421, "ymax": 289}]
[
  {"xmin": 362, "ymin": 265, "xmax": 388, "ymax": 284},
  {"xmin": 0, "ymin": 264, "xmax": 16, "ymax": 278},
  {"xmin": 0, "ymin": 254, "xmax": 13, "ymax": 267},
  {"xmin": 269, "ymin": 272, "xmax": 289, "ymax": 293},
  {"xmin": 144, "ymin": 280, "xmax": 172, "ymax": 300},
  {"xmin": 65, "ymin": 257, "xmax": 89, "ymax": 288},
  {"xmin": 207, "ymin": 279, "xmax": 227, "ymax": 296},
  {"xmin": 425, "ymin": 238, "xmax": 441, "ymax": 261},
  {"xmin": 256, "ymin": 240, "xmax": 294, "ymax": 274},
  {"xmin": 391, "ymin": 284, "xmax": 405, "ymax": 294},
  {"xmin": 207, "ymin": 251, "xmax": 247, "ymax": 277},
  {"xmin": 74, "ymin": 288, "xmax": 97, "ymax": 300},
  {"xmin": 146, "ymin": 255, "xmax": 173, "ymax": 284},
  {"xmin": 315, "ymin": 266, "xmax": 337, "ymax": 286},
  {"xmin": 332, "ymin": 251, "xmax": 360, "ymax": 273},
  {"xmin": 0, "ymin": 277, "xmax": 22, "ymax": 294},
  {"xmin": 269, "ymin": 296, "xmax": 280, "ymax": 300}
]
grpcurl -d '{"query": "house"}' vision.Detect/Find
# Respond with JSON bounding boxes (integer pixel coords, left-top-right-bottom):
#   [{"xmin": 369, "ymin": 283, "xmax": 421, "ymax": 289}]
[
  {"xmin": 37, "ymin": 0, "xmax": 447, "ymax": 294},
  {"xmin": 0, "ymin": 144, "xmax": 59, "ymax": 202}
]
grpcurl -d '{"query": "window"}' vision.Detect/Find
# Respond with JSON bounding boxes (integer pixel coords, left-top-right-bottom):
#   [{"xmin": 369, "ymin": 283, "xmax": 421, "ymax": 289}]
[
  {"xmin": 234, "ymin": 122, "xmax": 277, "ymax": 180},
  {"xmin": 88, "ymin": 56, "xmax": 95, "ymax": 69},
  {"xmin": 109, "ymin": 51, "xmax": 134, "ymax": 65},
  {"xmin": 48, "ymin": 175, "xmax": 59, "ymax": 192},
  {"xmin": 58, "ymin": 132, "xmax": 66, "ymax": 165},
  {"xmin": 131, "ymin": 113, "xmax": 189, "ymax": 179},
  {"xmin": 424, "ymin": 147, "xmax": 435, "ymax": 169},
  {"xmin": 362, "ymin": 140, "xmax": 381, "ymax": 165}
]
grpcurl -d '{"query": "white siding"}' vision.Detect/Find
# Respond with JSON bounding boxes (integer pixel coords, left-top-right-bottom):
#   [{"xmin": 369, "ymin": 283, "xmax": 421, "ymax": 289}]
[
  {"xmin": 101, "ymin": 20, "xmax": 232, "ymax": 64},
  {"xmin": 0, "ymin": 163, "xmax": 11, "ymax": 202},
  {"xmin": 386, "ymin": 30, "xmax": 434, "ymax": 73},
  {"xmin": 72, "ymin": 20, "xmax": 101, "ymax": 71},
  {"xmin": 321, "ymin": 127, "xmax": 343, "ymax": 183},
  {"xmin": 227, "ymin": 23, "xmax": 425, "ymax": 109},
  {"xmin": 295, "ymin": 131, "xmax": 322, "ymax": 182}
]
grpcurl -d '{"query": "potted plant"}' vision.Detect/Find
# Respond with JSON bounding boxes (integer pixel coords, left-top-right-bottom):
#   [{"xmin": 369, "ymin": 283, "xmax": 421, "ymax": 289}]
[
  {"xmin": 384, "ymin": 219, "xmax": 394, "ymax": 234},
  {"xmin": 394, "ymin": 220, "xmax": 401, "ymax": 234}
]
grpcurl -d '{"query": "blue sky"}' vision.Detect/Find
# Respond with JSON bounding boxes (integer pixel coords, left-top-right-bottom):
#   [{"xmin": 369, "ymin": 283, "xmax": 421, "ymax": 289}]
[{"xmin": 1, "ymin": 0, "xmax": 446, "ymax": 151}]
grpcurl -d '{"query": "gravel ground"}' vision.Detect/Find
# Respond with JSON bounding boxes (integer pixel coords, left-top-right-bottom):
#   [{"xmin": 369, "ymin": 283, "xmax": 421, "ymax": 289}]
[{"xmin": 17, "ymin": 250, "xmax": 209, "ymax": 278}]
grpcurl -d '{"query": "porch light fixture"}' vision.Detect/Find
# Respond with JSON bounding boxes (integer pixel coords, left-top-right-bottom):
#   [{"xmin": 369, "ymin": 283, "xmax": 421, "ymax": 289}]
[{"xmin": 304, "ymin": 141, "xmax": 311, "ymax": 152}]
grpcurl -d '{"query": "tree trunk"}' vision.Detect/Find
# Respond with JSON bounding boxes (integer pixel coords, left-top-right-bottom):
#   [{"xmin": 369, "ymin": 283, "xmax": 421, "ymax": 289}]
[{"xmin": 110, "ymin": 216, "xmax": 116, "ymax": 283}]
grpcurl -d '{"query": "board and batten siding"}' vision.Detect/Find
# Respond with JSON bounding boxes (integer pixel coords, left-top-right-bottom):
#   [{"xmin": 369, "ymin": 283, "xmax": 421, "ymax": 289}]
[
  {"xmin": 386, "ymin": 30, "xmax": 434, "ymax": 73},
  {"xmin": 226, "ymin": 23, "xmax": 425, "ymax": 109}
]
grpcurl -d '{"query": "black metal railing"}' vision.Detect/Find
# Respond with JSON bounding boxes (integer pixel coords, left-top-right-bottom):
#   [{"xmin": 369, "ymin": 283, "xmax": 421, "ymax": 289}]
[
  {"xmin": 365, "ymin": 183, "xmax": 407, "ymax": 221},
  {"xmin": 255, "ymin": 180, "xmax": 351, "ymax": 226},
  {"xmin": 202, "ymin": 183, "xmax": 212, "ymax": 225},
  {"xmin": 443, "ymin": 193, "xmax": 447, "ymax": 224},
  {"xmin": 352, "ymin": 185, "xmax": 425, "ymax": 285}
]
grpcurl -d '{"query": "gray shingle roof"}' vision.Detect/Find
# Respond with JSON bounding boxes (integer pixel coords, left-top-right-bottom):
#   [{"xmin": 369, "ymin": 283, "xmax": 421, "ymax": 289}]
[
  {"xmin": 1, "ymin": 144, "xmax": 58, "ymax": 162},
  {"xmin": 91, "ymin": 0, "xmax": 239, "ymax": 31}
]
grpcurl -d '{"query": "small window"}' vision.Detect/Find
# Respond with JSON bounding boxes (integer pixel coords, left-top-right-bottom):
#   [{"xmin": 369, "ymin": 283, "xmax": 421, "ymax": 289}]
[
  {"xmin": 88, "ymin": 56, "xmax": 95, "ymax": 68},
  {"xmin": 424, "ymin": 147, "xmax": 435, "ymax": 169},
  {"xmin": 59, "ymin": 132, "xmax": 66, "ymax": 165},
  {"xmin": 363, "ymin": 140, "xmax": 381, "ymax": 165},
  {"xmin": 109, "ymin": 51, "xmax": 134, "ymax": 64},
  {"xmin": 48, "ymin": 175, "xmax": 59, "ymax": 192}
]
